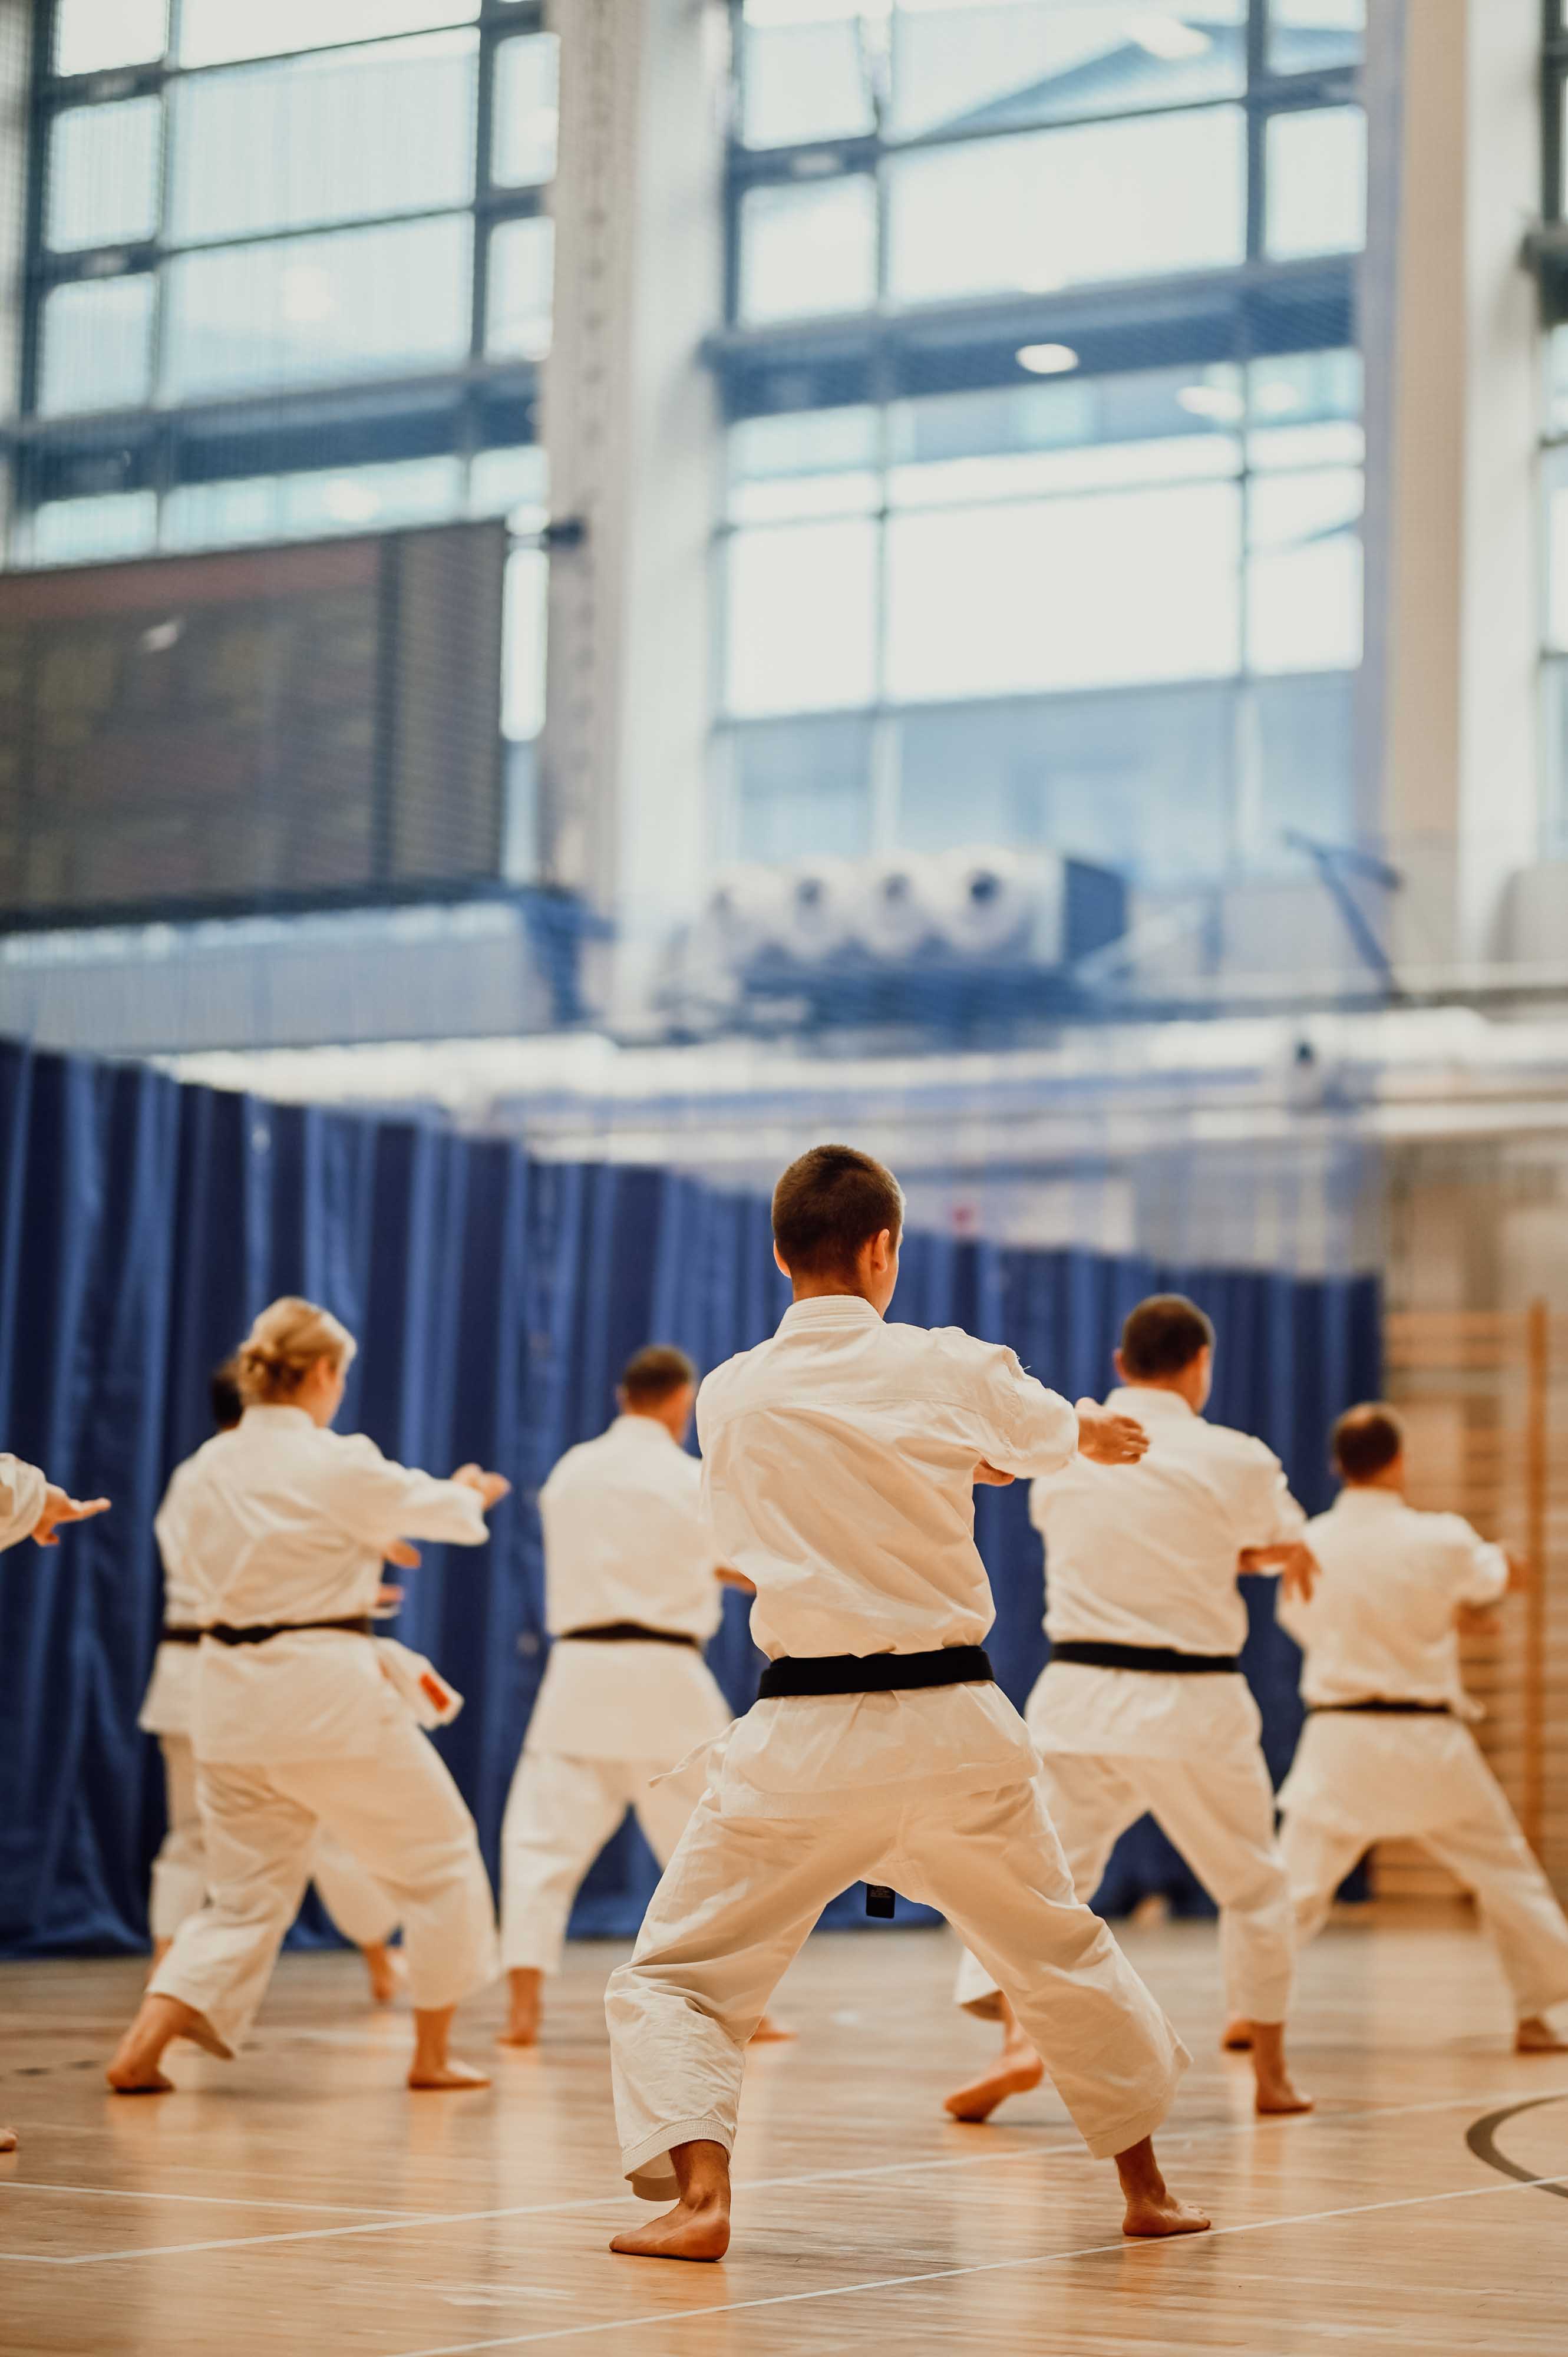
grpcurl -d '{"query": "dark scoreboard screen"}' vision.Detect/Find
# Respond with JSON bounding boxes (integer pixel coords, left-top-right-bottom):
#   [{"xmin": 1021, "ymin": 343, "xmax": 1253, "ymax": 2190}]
[{"xmin": 0, "ymin": 520, "xmax": 507, "ymax": 926}]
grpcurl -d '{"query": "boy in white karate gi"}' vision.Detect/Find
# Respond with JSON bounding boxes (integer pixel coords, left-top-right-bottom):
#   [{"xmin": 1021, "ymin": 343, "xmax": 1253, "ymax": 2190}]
[
  {"xmin": 1, "ymin": 1454, "xmax": 108, "ymax": 2150},
  {"xmin": 1275, "ymin": 1402, "xmax": 1568, "ymax": 2052},
  {"xmin": 949, "ymin": 1295, "xmax": 1315, "ymax": 2122},
  {"xmin": 144, "ymin": 1359, "xmax": 411, "ymax": 2001},
  {"xmin": 497, "ymin": 1345, "xmax": 780, "ymax": 2047},
  {"xmin": 605, "ymin": 1146, "xmax": 1208, "ymax": 2263}
]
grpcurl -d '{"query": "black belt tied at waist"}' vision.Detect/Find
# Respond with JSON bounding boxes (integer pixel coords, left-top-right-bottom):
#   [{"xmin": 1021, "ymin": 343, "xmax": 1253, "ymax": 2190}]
[
  {"xmin": 756, "ymin": 1646, "xmax": 995, "ymax": 1920},
  {"xmin": 1049, "ymin": 1639, "xmax": 1242, "ymax": 1676},
  {"xmin": 203, "ymin": 1616, "xmax": 376, "ymax": 1647},
  {"xmin": 559, "ymin": 1622, "xmax": 701, "ymax": 1650},
  {"xmin": 160, "ymin": 1625, "xmax": 202, "ymax": 1646},
  {"xmin": 1309, "ymin": 1698, "xmax": 1452, "ymax": 1716}
]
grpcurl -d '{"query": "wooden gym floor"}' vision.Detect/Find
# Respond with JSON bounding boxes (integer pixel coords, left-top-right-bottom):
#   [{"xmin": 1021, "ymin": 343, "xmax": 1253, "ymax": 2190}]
[{"xmin": 2, "ymin": 1908, "xmax": 1565, "ymax": 2356}]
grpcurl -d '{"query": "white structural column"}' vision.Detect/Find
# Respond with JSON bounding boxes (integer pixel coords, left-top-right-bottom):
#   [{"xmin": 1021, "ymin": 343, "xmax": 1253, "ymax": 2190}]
[
  {"xmin": 539, "ymin": 0, "xmax": 727, "ymax": 1022},
  {"xmin": 0, "ymin": 1, "xmax": 33, "ymax": 549},
  {"xmin": 1371, "ymin": 0, "xmax": 1543, "ymax": 968}
]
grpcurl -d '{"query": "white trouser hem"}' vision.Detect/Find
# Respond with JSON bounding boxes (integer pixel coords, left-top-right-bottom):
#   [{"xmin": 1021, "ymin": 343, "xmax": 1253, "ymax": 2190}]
[
  {"xmin": 623, "ymin": 2116, "xmax": 735, "ymax": 2201},
  {"xmin": 143, "ymin": 1970, "xmax": 237, "ymax": 2060},
  {"xmin": 1078, "ymin": 2057, "xmax": 1187, "ymax": 2162},
  {"xmin": 500, "ymin": 1932, "xmax": 566, "ymax": 1977}
]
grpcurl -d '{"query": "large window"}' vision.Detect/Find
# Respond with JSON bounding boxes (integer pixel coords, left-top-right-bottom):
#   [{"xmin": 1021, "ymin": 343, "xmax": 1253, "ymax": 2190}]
[
  {"xmin": 716, "ymin": 0, "xmax": 1366, "ymax": 882},
  {"xmin": 12, "ymin": 3, "xmax": 554, "ymax": 557}
]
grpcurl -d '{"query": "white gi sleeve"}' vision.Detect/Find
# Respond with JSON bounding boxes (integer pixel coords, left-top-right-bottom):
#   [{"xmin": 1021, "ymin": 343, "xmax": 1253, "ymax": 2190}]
[
  {"xmin": 967, "ymin": 1343, "xmax": 1080, "ymax": 1480},
  {"xmin": 0, "ymin": 1454, "xmax": 47, "ymax": 1551},
  {"xmin": 325, "ymin": 1434, "xmax": 491, "ymax": 1550},
  {"xmin": 1240, "ymin": 1444, "xmax": 1309, "ymax": 1551},
  {"xmin": 1448, "ymin": 1516, "xmax": 1510, "ymax": 1609}
]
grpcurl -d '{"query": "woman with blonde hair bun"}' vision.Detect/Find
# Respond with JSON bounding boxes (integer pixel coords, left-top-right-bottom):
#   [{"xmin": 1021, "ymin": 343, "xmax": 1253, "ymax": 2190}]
[{"xmin": 107, "ymin": 1296, "xmax": 510, "ymax": 2097}]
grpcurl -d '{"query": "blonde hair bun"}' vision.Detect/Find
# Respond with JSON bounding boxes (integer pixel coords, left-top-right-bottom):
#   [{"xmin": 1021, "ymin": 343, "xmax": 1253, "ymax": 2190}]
[{"xmin": 235, "ymin": 1296, "xmax": 356, "ymax": 1406}]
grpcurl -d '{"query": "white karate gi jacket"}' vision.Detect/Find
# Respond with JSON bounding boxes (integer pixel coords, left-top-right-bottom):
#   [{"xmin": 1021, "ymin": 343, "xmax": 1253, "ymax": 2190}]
[
  {"xmin": 0, "ymin": 1454, "xmax": 47, "ymax": 1551},
  {"xmin": 1028, "ymin": 1385, "xmax": 1306, "ymax": 1760},
  {"xmin": 139, "ymin": 1456, "xmax": 204, "ymax": 1737},
  {"xmin": 695, "ymin": 1295, "xmax": 1080, "ymax": 1813},
  {"xmin": 1276, "ymin": 1487, "xmax": 1511, "ymax": 1836},
  {"xmin": 153, "ymin": 1404, "xmax": 488, "ymax": 1764},
  {"xmin": 524, "ymin": 1413, "xmax": 729, "ymax": 1762}
]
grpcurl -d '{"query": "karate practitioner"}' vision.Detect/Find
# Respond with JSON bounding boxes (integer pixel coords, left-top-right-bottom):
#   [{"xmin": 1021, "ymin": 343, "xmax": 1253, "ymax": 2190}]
[
  {"xmin": 106, "ymin": 1296, "xmax": 509, "ymax": 2097},
  {"xmin": 499, "ymin": 1346, "xmax": 781, "ymax": 2047},
  {"xmin": 143, "ymin": 1359, "xmax": 410, "ymax": 2002},
  {"xmin": 605, "ymin": 1145, "xmax": 1208, "ymax": 2263},
  {"xmin": 1275, "ymin": 1402, "xmax": 1568, "ymax": 2053},
  {"xmin": 1, "ymin": 1455, "xmax": 108, "ymax": 2151},
  {"xmin": 948, "ymin": 1295, "xmax": 1315, "ymax": 2122}
]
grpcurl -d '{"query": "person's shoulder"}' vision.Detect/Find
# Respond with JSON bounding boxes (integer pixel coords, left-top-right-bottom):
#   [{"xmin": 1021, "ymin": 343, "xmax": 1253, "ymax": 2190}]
[
  {"xmin": 543, "ymin": 1432, "xmax": 602, "ymax": 1488},
  {"xmin": 897, "ymin": 1322, "xmax": 1021, "ymax": 1382},
  {"xmin": 1409, "ymin": 1506, "xmax": 1483, "ymax": 1549},
  {"xmin": 1194, "ymin": 1417, "xmax": 1280, "ymax": 1470},
  {"xmin": 697, "ymin": 1342, "xmax": 771, "ymax": 1412}
]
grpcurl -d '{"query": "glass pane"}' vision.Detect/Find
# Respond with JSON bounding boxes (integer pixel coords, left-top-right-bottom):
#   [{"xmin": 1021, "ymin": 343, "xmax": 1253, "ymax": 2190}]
[
  {"xmin": 503, "ymin": 545, "xmax": 549, "ymax": 739},
  {"xmin": 163, "ymin": 458, "xmax": 464, "ymax": 549},
  {"xmin": 740, "ymin": 22, "xmax": 875, "ymax": 150},
  {"xmin": 1246, "ymin": 467, "xmax": 1364, "ymax": 672},
  {"xmin": 897, "ymin": 683, "xmax": 1236, "ymax": 880},
  {"xmin": 729, "ymin": 405, "xmax": 880, "ymax": 521},
  {"xmin": 470, "ymin": 443, "xmax": 549, "ymax": 529},
  {"xmin": 168, "ymin": 34, "xmax": 477, "ymax": 246},
  {"xmin": 889, "ymin": 368, "xmax": 1244, "ymax": 504},
  {"xmin": 487, "ymin": 216, "xmax": 554, "ymax": 359},
  {"xmin": 1546, "ymin": 459, "xmax": 1568, "ymax": 652},
  {"xmin": 725, "ymin": 517, "xmax": 879, "ymax": 714},
  {"xmin": 493, "ymin": 34, "xmax": 560, "ymax": 187},
  {"xmin": 163, "ymin": 215, "xmax": 472, "ymax": 398},
  {"xmin": 25, "ymin": 490, "xmax": 158, "ymax": 567},
  {"xmin": 47, "ymin": 99, "xmax": 161, "ymax": 252},
  {"xmin": 1266, "ymin": 107, "xmax": 1366, "ymax": 259},
  {"xmin": 55, "ymin": 0, "xmax": 166, "ymax": 75},
  {"xmin": 887, "ymin": 106, "xmax": 1246, "ymax": 304},
  {"xmin": 732, "ymin": 714, "xmax": 874, "ymax": 861},
  {"xmin": 1248, "ymin": 672, "xmax": 1355, "ymax": 864},
  {"xmin": 885, "ymin": 480, "xmax": 1242, "ymax": 700},
  {"xmin": 738, "ymin": 176, "xmax": 879, "ymax": 323},
  {"xmin": 38, "ymin": 273, "xmax": 155, "ymax": 414},
  {"xmin": 890, "ymin": 1, "xmax": 1246, "ymax": 144},
  {"xmin": 1268, "ymin": 0, "xmax": 1365, "ymax": 75},
  {"xmin": 179, "ymin": 0, "xmax": 478, "ymax": 68}
]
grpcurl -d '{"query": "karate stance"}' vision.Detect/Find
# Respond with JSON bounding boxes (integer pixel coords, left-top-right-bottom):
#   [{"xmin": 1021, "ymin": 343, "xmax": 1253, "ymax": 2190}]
[
  {"xmin": 1, "ymin": 1453, "xmax": 108, "ymax": 2151},
  {"xmin": 605, "ymin": 1145, "xmax": 1208, "ymax": 2262},
  {"xmin": 143, "ymin": 1359, "xmax": 410, "ymax": 2002},
  {"xmin": 107, "ymin": 1297, "xmax": 509, "ymax": 2096},
  {"xmin": 499, "ymin": 1346, "xmax": 781, "ymax": 2046},
  {"xmin": 1273, "ymin": 1402, "xmax": 1568, "ymax": 2053},
  {"xmin": 949, "ymin": 1295, "xmax": 1315, "ymax": 2122}
]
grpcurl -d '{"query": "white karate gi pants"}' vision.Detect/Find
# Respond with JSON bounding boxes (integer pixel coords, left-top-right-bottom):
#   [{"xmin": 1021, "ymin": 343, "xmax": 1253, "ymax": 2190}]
[
  {"xmin": 500, "ymin": 1748, "xmax": 710, "ymax": 1975},
  {"xmin": 151, "ymin": 1732, "xmax": 401, "ymax": 1949},
  {"xmin": 953, "ymin": 1746, "xmax": 1296, "ymax": 2027},
  {"xmin": 607, "ymin": 1761, "xmax": 1189, "ymax": 2197},
  {"xmin": 149, "ymin": 1712, "xmax": 497, "ymax": 2054},
  {"xmin": 1280, "ymin": 1716, "xmax": 1568, "ymax": 2021}
]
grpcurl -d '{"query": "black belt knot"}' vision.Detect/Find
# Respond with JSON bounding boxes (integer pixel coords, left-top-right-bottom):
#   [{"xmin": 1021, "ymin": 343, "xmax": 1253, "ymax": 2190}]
[{"xmin": 1050, "ymin": 1639, "xmax": 1241, "ymax": 1676}]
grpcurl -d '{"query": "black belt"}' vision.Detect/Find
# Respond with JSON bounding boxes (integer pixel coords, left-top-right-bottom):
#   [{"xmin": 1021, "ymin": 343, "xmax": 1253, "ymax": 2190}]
[
  {"xmin": 203, "ymin": 1616, "xmax": 376, "ymax": 1646},
  {"xmin": 758, "ymin": 1645, "xmax": 994, "ymax": 1699},
  {"xmin": 1310, "ymin": 1698, "xmax": 1452, "ymax": 1716},
  {"xmin": 160, "ymin": 1625, "xmax": 202, "ymax": 1646},
  {"xmin": 559, "ymin": 1622, "xmax": 701, "ymax": 1650},
  {"xmin": 1050, "ymin": 1639, "xmax": 1241, "ymax": 1676},
  {"xmin": 757, "ymin": 1646, "xmax": 993, "ymax": 1920}
]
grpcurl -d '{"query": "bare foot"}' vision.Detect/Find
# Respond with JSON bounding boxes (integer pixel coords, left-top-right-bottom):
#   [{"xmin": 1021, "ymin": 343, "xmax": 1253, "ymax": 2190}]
[
  {"xmin": 748, "ymin": 2013, "xmax": 795, "ymax": 2044},
  {"xmin": 362, "ymin": 1943, "xmax": 405, "ymax": 2006},
  {"xmin": 1255, "ymin": 2071, "xmax": 1314, "ymax": 2116},
  {"xmin": 944, "ymin": 2036, "xmax": 1044, "ymax": 2124},
  {"xmin": 107, "ymin": 1995, "xmax": 221, "ymax": 2092},
  {"xmin": 1246, "ymin": 2022, "xmax": 1313, "ymax": 2115},
  {"xmin": 1516, "ymin": 2015, "xmax": 1568, "ymax": 2054},
  {"xmin": 408, "ymin": 2058, "xmax": 490, "ymax": 2091},
  {"xmin": 1116, "ymin": 2135, "xmax": 1210, "ymax": 2240},
  {"xmin": 609, "ymin": 2138, "xmax": 731, "ymax": 2263},
  {"xmin": 1220, "ymin": 2018, "xmax": 1253, "ymax": 2051},
  {"xmin": 0, "ymin": 2125, "xmax": 16, "ymax": 2152},
  {"xmin": 497, "ymin": 1967, "xmax": 542, "ymax": 2048}
]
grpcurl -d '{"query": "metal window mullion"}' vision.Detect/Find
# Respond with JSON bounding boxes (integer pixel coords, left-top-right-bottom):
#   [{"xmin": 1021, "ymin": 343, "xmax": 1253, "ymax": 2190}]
[
  {"xmin": 471, "ymin": 19, "xmax": 498, "ymax": 371},
  {"xmin": 18, "ymin": 0, "xmax": 55, "ymax": 424},
  {"xmin": 147, "ymin": 0, "xmax": 180, "ymax": 426}
]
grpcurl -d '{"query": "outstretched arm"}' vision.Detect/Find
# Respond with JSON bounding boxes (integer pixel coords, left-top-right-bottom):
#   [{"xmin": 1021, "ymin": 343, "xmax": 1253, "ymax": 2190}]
[{"xmin": 1239, "ymin": 1540, "xmax": 1319, "ymax": 1605}]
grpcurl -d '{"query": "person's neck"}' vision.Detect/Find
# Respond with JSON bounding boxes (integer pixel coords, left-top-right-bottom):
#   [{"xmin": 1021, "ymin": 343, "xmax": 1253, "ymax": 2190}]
[
  {"xmin": 1120, "ymin": 1374, "xmax": 1201, "ymax": 1411},
  {"xmin": 1344, "ymin": 1471, "xmax": 1405, "ymax": 1498},
  {"xmin": 623, "ymin": 1405, "xmax": 679, "ymax": 1442},
  {"xmin": 790, "ymin": 1276, "xmax": 884, "ymax": 1314}
]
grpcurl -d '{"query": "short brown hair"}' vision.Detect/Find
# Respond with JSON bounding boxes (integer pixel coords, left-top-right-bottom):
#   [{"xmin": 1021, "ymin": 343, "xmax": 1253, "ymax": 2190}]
[
  {"xmin": 621, "ymin": 1344, "xmax": 697, "ymax": 1408},
  {"xmin": 1119, "ymin": 1294, "xmax": 1214, "ymax": 1381},
  {"xmin": 772, "ymin": 1144, "xmax": 905, "ymax": 1280},
  {"xmin": 1332, "ymin": 1402, "xmax": 1404, "ymax": 1483},
  {"xmin": 235, "ymin": 1297, "xmax": 356, "ymax": 1407}
]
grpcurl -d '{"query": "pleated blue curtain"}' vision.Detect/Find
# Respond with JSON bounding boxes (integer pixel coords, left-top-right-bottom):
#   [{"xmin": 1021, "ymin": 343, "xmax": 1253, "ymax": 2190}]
[{"xmin": 0, "ymin": 1035, "xmax": 1379, "ymax": 1957}]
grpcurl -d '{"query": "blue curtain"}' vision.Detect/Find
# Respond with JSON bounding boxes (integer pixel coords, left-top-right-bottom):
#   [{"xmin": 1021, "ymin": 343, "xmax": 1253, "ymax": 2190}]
[{"xmin": 0, "ymin": 1036, "xmax": 1379, "ymax": 1957}]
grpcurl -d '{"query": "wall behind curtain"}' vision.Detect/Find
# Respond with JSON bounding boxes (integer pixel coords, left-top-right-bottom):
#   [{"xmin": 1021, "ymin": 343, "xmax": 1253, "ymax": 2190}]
[{"xmin": 0, "ymin": 1037, "xmax": 1379, "ymax": 1956}]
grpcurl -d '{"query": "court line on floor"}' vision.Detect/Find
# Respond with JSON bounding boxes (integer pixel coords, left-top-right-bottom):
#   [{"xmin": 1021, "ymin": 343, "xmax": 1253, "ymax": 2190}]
[
  {"xmin": 0, "ymin": 2182, "xmax": 428, "ymax": 2217},
  {"xmin": 388, "ymin": 2171, "xmax": 1568, "ymax": 2357},
  {"xmin": 2, "ymin": 2079, "xmax": 1560, "ymax": 2270}
]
